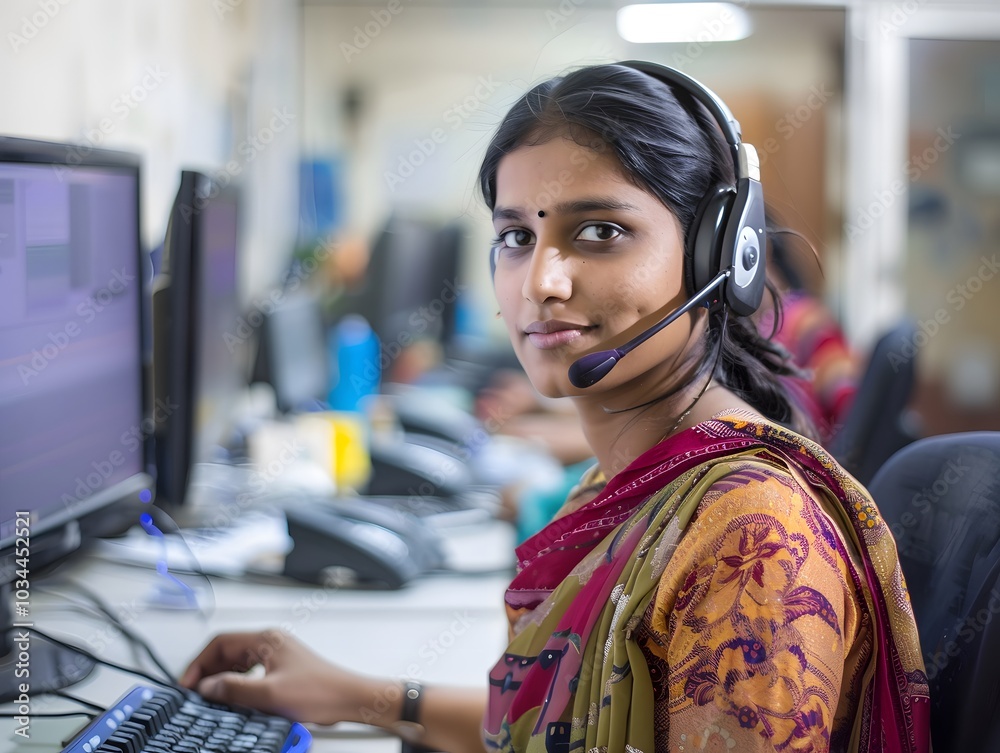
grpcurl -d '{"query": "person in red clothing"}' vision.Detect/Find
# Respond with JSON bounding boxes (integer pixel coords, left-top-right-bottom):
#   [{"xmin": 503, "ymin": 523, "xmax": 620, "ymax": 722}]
[{"xmin": 758, "ymin": 224, "xmax": 859, "ymax": 443}]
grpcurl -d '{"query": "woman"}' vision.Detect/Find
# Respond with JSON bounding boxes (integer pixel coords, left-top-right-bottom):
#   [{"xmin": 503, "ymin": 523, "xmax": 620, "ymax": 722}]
[{"xmin": 181, "ymin": 63, "xmax": 930, "ymax": 753}]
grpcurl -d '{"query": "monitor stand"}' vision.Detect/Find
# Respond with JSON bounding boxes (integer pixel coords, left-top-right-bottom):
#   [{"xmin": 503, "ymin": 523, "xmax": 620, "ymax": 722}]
[{"xmin": 0, "ymin": 578, "xmax": 96, "ymax": 704}]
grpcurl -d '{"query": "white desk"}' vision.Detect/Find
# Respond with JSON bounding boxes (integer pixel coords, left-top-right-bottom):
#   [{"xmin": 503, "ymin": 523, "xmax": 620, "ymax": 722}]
[{"xmin": 1, "ymin": 522, "xmax": 516, "ymax": 753}]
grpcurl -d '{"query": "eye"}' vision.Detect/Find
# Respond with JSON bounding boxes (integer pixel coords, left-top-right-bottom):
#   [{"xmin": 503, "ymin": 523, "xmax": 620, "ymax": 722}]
[
  {"xmin": 497, "ymin": 228, "xmax": 534, "ymax": 248},
  {"xmin": 576, "ymin": 223, "xmax": 623, "ymax": 242}
]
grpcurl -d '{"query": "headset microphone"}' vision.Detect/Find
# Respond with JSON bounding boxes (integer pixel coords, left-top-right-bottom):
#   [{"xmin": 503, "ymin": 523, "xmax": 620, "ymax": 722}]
[{"xmin": 567, "ymin": 268, "xmax": 731, "ymax": 388}]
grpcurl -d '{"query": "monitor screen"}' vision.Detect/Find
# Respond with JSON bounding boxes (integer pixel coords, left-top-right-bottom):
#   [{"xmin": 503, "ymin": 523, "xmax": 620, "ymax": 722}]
[
  {"xmin": 255, "ymin": 291, "xmax": 329, "ymax": 414},
  {"xmin": 0, "ymin": 138, "xmax": 151, "ymax": 553},
  {"xmin": 193, "ymin": 177, "xmax": 242, "ymax": 466},
  {"xmin": 0, "ymin": 137, "xmax": 151, "ymax": 703},
  {"xmin": 153, "ymin": 171, "xmax": 242, "ymax": 506}
]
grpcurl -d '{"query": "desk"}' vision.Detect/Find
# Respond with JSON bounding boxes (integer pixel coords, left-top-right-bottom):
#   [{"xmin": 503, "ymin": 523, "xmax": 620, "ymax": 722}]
[{"xmin": 1, "ymin": 522, "xmax": 515, "ymax": 753}]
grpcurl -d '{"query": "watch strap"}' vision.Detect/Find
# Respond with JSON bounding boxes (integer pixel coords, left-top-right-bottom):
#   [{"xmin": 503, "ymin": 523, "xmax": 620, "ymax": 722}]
[{"xmin": 397, "ymin": 681, "xmax": 435, "ymax": 753}]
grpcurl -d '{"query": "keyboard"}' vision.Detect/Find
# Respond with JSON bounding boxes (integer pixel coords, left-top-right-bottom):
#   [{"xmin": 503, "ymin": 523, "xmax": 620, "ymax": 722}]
[{"xmin": 62, "ymin": 684, "xmax": 311, "ymax": 753}]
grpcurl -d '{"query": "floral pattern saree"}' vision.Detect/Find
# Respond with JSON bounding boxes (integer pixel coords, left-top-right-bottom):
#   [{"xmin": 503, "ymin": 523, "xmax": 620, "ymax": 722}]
[{"xmin": 484, "ymin": 412, "xmax": 930, "ymax": 753}]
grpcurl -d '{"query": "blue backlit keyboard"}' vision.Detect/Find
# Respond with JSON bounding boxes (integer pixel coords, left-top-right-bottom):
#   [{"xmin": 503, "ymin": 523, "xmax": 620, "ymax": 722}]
[{"xmin": 61, "ymin": 684, "xmax": 311, "ymax": 752}]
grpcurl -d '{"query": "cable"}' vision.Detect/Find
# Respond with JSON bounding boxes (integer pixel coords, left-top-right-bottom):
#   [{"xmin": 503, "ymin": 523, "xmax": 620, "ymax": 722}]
[
  {"xmin": 38, "ymin": 582, "xmax": 176, "ymax": 684},
  {"xmin": 0, "ymin": 710, "xmax": 96, "ymax": 720},
  {"xmin": 26, "ymin": 627, "xmax": 180, "ymax": 692},
  {"xmin": 49, "ymin": 689, "xmax": 105, "ymax": 714},
  {"xmin": 144, "ymin": 504, "xmax": 218, "ymax": 619}
]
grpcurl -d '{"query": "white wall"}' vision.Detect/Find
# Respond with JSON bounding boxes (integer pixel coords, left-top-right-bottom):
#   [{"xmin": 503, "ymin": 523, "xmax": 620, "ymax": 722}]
[
  {"xmin": 0, "ymin": 0, "xmax": 300, "ymax": 300},
  {"xmin": 301, "ymin": 4, "xmax": 845, "ymax": 337}
]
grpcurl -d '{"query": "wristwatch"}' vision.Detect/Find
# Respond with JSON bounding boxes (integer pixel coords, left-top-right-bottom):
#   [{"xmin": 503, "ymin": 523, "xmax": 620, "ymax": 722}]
[{"xmin": 394, "ymin": 680, "xmax": 432, "ymax": 752}]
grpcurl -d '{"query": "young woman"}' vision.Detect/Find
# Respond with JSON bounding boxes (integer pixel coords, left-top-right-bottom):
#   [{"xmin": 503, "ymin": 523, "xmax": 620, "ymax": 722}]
[{"xmin": 182, "ymin": 62, "xmax": 930, "ymax": 753}]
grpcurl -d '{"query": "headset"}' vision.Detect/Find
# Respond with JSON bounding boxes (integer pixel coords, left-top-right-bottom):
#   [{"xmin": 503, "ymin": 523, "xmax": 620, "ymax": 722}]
[{"xmin": 490, "ymin": 61, "xmax": 767, "ymax": 388}]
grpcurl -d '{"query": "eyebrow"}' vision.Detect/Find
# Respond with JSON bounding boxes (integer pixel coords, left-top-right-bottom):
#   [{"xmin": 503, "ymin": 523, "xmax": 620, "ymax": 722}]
[{"xmin": 492, "ymin": 197, "xmax": 640, "ymax": 221}]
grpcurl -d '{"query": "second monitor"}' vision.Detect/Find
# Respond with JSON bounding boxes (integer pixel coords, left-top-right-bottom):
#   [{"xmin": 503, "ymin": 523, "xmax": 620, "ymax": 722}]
[{"xmin": 152, "ymin": 170, "xmax": 245, "ymax": 509}]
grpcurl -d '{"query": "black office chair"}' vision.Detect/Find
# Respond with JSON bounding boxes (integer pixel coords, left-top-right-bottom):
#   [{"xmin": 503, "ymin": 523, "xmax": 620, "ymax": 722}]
[
  {"xmin": 830, "ymin": 319, "xmax": 921, "ymax": 485},
  {"xmin": 868, "ymin": 432, "xmax": 1000, "ymax": 753}
]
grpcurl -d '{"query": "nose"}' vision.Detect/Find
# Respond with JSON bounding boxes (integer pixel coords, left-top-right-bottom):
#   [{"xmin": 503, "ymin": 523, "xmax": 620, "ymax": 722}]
[{"xmin": 522, "ymin": 237, "xmax": 572, "ymax": 305}]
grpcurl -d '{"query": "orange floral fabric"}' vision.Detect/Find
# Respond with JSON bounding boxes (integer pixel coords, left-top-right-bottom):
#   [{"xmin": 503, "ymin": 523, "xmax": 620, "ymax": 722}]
[
  {"xmin": 489, "ymin": 413, "xmax": 929, "ymax": 753},
  {"xmin": 637, "ymin": 464, "xmax": 872, "ymax": 751}
]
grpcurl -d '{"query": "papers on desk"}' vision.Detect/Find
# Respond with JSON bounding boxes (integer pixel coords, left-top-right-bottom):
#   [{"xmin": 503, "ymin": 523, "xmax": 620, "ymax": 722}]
[
  {"xmin": 437, "ymin": 519, "xmax": 517, "ymax": 574},
  {"xmin": 93, "ymin": 512, "xmax": 293, "ymax": 577},
  {"xmin": 93, "ymin": 509, "xmax": 516, "ymax": 580}
]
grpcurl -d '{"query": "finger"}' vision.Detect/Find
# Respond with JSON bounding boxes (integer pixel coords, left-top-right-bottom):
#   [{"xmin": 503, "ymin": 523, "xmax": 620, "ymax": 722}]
[
  {"xmin": 180, "ymin": 631, "xmax": 283, "ymax": 688},
  {"xmin": 197, "ymin": 672, "xmax": 277, "ymax": 714}
]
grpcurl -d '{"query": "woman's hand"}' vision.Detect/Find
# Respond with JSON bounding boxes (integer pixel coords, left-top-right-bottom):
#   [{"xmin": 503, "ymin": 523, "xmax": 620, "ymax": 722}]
[
  {"xmin": 181, "ymin": 629, "xmax": 490, "ymax": 752},
  {"xmin": 179, "ymin": 629, "xmax": 382, "ymax": 726}
]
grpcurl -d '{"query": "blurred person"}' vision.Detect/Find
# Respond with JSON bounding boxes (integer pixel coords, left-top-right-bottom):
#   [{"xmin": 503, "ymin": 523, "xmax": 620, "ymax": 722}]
[
  {"xmin": 758, "ymin": 223, "xmax": 859, "ymax": 443},
  {"xmin": 475, "ymin": 368, "xmax": 594, "ymax": 466}
]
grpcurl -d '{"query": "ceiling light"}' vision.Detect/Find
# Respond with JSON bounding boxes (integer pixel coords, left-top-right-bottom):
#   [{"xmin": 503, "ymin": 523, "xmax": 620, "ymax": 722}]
[{"xmin": 617, "ymin": 3, "xmax": 753, "ymax": 44}]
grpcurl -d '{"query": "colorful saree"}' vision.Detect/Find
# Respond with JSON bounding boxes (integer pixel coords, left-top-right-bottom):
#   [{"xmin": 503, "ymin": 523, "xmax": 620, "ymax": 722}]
[{"xmin": 484, "ymin": 411, "xmax": 930, "ymax": 753}]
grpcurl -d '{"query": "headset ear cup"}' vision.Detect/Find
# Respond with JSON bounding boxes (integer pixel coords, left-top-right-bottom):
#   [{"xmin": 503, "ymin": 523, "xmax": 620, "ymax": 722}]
[
  {"xmin": 721, "ymin": 175, "xmax": 767, "ymax": 317},
  {"xmin": 686, "ymin": 184, "xmax": 735, "ymax": 299}
]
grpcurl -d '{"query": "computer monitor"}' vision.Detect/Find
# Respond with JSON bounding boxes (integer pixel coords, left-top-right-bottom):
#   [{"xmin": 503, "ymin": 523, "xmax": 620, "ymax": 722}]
[
  {"xmin": 347, "ymin": 214, "xmax": 464, "ymax": 354},
  {"xmin": 251, "ymin": 291, "xmax": 329, "ymax": 414},
  {"xmin": 152, "ymin": 170, "xmax": 243, "ymax": 507},
  {"xmin": 0, "ymin": 136, "xmax": 152, "ymax": 701}
]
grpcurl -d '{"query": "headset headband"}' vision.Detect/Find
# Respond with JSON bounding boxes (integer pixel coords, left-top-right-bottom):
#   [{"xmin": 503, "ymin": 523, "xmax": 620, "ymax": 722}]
[{"xmin": 618, "ymin": 60, "xmax": 750, "ymax": 184}]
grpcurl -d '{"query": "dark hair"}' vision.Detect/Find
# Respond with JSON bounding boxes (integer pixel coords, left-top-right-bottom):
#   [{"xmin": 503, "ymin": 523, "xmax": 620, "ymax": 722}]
[{"xmin": 478, "ymin": 63, "xmax": 814, "ymax": 437}]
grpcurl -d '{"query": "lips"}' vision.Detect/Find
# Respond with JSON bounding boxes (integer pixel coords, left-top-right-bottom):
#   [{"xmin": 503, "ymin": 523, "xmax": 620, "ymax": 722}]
[{"xmin": 523, "ymin": 320, "xmax": 594, "ymax": 350}]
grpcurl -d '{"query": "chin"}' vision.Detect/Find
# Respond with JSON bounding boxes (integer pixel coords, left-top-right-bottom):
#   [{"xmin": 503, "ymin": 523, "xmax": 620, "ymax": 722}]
[
  {"xmin": 520, "ymin": 373, "xmax": 563, "ymax": 400},
  {"xmin": 516, "ymin": 358, "xmax": 571, "ymax": 400},
  {"xmin": 536, "ymin": 382, "xmax": 569, "ymax": 400}
]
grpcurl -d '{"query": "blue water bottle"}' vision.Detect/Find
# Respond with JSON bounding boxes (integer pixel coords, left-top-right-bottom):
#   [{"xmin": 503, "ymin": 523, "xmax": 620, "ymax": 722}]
[{"xmin": 327, "ymin": 314, "xmax": 381, "ymax": 412}]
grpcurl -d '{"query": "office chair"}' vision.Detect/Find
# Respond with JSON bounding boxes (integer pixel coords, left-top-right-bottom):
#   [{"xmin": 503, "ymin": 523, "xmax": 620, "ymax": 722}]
[
  {"xmin": 830, "ymin": 319, "xmax": 920, "ymax": 485},
  {"xmin": 868, "ymin": 432, "xmax": 1000, "ymax": 752}
]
